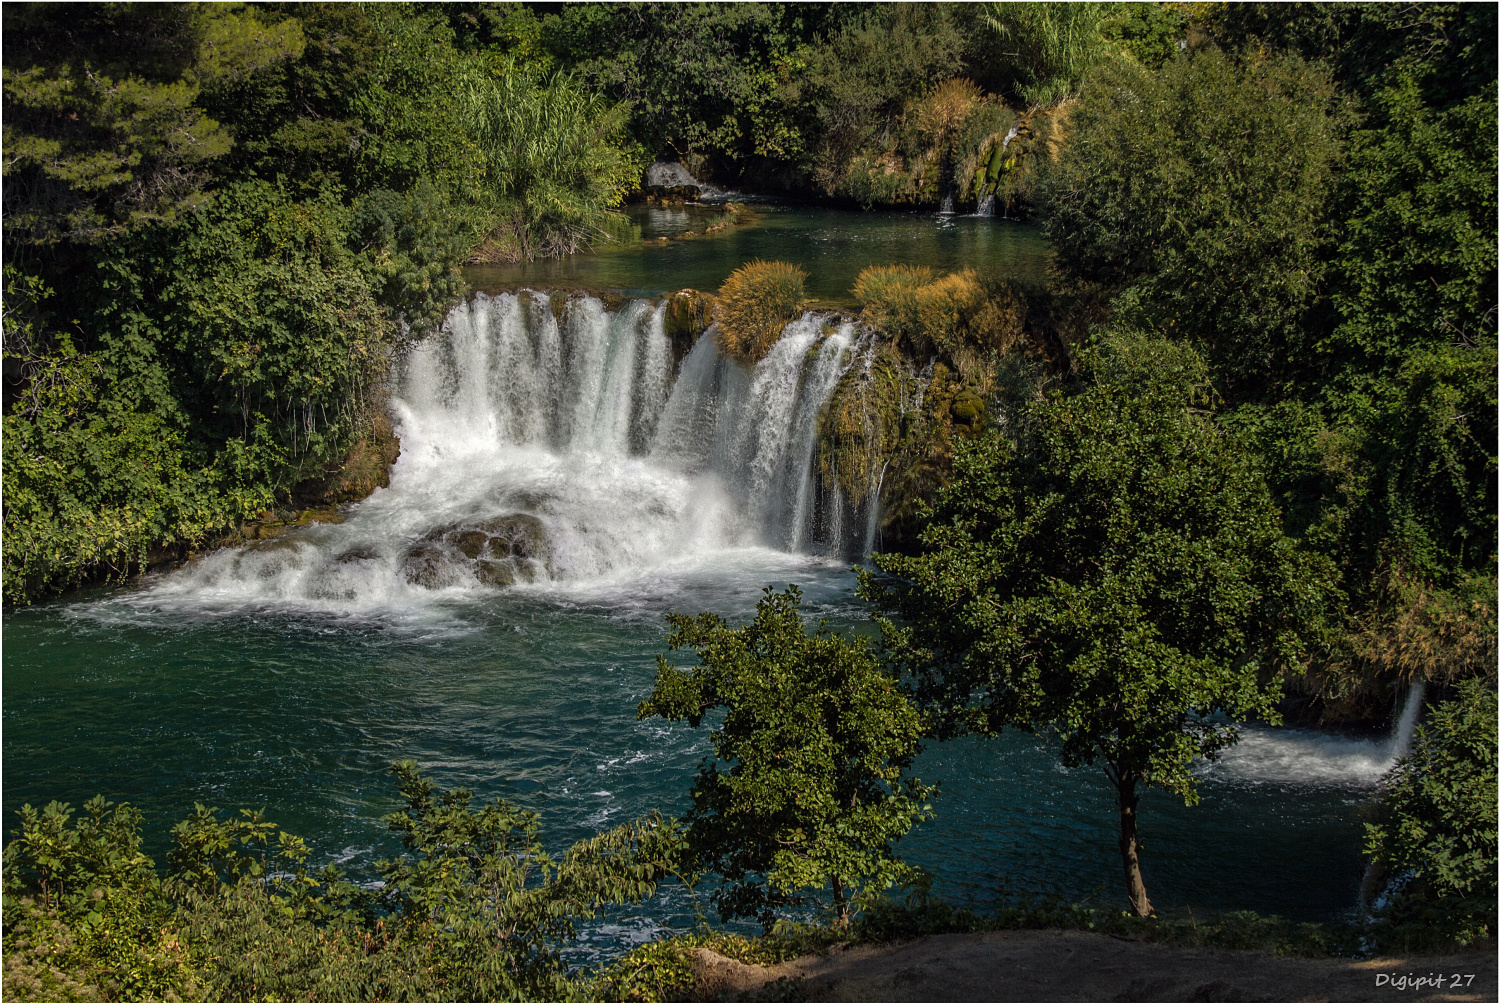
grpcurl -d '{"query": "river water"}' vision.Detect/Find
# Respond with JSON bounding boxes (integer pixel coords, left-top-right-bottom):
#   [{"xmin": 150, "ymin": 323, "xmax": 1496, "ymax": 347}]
[
  {"xmin": 465, "ymin": 203, "xmax": 1050, "ymax": 303},
  {"xmin": 2, "ymin": 209, "xmax": 1399, "ymax": 963}
]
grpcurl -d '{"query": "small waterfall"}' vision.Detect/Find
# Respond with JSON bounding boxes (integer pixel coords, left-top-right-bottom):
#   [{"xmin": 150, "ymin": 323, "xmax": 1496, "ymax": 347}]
[
  {"xmin": 1358, "ymin": 680, "xmax": 1429, "ymax": 910},
  {"xmin": 862, "ymin": 459, "xmax": 888, "ymax": 558},
  {"xmin": 1388, "ymin": 680, "xmax": 1426, "ymax": 761},
  {"xmin": 939, "ymin": 193, "xmax": 955, "ymax": 215},
  {"xmin": 147, "ymin": 292, "xmax": 865, "ymax": 608},
  {"xmin": 1200, "ymin": 680, "xmax": 1430, "ymax": 788},
  {"xmin": 975, "ymin": 194, "xmax": 996, "ymax": 217}
]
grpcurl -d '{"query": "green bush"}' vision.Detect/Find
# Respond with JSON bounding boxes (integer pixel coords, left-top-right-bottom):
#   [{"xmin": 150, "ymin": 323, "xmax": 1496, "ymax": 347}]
[
  {"xmin": 1365, "ymin": 680, "xmax": 1498, "ymax": 950},
  {"xmin": 1, "ymin": 764, "xmax": 689, "ymax": 1002}
]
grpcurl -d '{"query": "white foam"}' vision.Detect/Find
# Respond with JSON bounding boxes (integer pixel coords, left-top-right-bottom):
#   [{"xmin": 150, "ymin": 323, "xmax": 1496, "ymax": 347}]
[{"xmin": 116, "ymin": 293, "xmax": 864, "ymax": 618}]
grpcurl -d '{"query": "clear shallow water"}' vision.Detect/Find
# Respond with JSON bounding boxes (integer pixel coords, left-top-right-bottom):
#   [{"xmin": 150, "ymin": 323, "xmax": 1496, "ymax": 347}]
[
  {"xmin": 465, "ymin": 204, "xmax": 1050, "ymax": 304},
  {"xmin": 2, "ymin": 243, "xmax": 1397, "ymax": 966}
]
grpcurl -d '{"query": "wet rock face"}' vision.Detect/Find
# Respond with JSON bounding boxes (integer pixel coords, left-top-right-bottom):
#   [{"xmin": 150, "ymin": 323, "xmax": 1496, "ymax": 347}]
[
  {"xmin": 401, "ymin": 514, "xmax": 551, "ymax": 588},
  {"xmin": 644, "ymin": 161, "xmax": 700, "ymax": 188}
]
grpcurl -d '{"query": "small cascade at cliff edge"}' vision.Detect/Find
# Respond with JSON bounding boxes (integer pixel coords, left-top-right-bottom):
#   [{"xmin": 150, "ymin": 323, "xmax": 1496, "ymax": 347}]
[
  {"xmin": 139, "ymin": 292, "xmax": 868, "ymax": 612},
  {"xmin": 1202, "ymin": 681, "xmax": 1428, "ymax": 786}
]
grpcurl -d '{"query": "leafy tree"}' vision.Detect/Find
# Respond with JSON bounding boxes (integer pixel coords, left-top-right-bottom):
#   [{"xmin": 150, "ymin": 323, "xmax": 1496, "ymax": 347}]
[
  {"xmin": 1038, "ymin": 46, "xmax": 1342, "ymax": 400},
  {"xmin": 640, "ymin": 585, "xmax": 934, "ymax": 929},
  {"xmin": 1, "ymin": 1, "xmax": 303, "ymax": 251},
  {"xmin": 802, "ymin": 3, "xmax": 966, "ymax": 192},
  {"xmin": 1205, "ymin": 2, "xmax": 1496, "ymax": 110},
  {"xmin": 541, "ymin": 2, "xmax": 819, "ymax": 171},
  {"xmin": 1364, "ymin": 680, "xmax": 1498, "ymax": 949},
  {"xmin": 861, "ymin": 333, "xmax": 1333, "ymax": 915}
]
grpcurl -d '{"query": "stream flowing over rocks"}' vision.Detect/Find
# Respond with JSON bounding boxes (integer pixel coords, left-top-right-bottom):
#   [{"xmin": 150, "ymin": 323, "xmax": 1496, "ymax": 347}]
[{"xmin": 145, "ymin": 292, "xmax": 870, "ymax": 611}]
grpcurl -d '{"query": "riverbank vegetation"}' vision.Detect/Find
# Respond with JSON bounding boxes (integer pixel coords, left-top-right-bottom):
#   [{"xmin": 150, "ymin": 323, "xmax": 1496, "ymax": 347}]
[
  {"xmin": 2, "ymin": 2, "xmax": 643, "ymax": 603},
  {"xmin": 3, "ymin": 1, "xmax": 1496, "ymax": 998}
]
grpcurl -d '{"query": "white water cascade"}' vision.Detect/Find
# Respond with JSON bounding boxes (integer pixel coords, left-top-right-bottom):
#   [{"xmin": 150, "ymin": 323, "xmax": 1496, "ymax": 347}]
[
  {"xmin": 139, "ymin": 292, "xmax": 865, "ymax": 612},
  {"xmin": 1203, "ymin": 683, "xmax": 1428, "ymax": 787}
]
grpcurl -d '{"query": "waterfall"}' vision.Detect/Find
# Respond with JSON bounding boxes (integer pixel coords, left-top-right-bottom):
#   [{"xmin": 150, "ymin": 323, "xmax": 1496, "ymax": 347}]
[
  {"xmin": 146, "ymin": 292, "xmax": 865, "ymax": 609},
  {"xmin": 1357, "ymin": 680, "xmax": 1429, "ymax": 910},
  {"xmin": 1199, "ymin": 680, "xmax": 1430, "ymax": 787},
  {"xmin": 975, "ymin": 194, "xmax": 996, "ymax": 217},
  {"xmin": 1388, "ymin": 680, "xmax": 1426, "ymax": 761}
]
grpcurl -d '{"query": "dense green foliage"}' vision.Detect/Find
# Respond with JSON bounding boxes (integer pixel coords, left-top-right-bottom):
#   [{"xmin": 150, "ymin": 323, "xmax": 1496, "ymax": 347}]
[
  {"xmin": 861, "ymin": 333, "xmax": 1332, "ymax": 914},
  {"xmin": 640, "ymin": 586, "xmax": 933, "ymax": 929},
  {"xmin": 1036, "ymin": 3, "xmax": 1496, "ymax": 715},
  {"xmin": 1, "ymin": 764, "xmax": 686, "ymax": 1001},
  {"xmin": 1039, "ymin": 48, "xmax": 1342, "ymax": 399},
  {"xmin": 4, "ymin": 0, "xmax": 1495, "ymax": 984},
  {"xmin": 1365, "ymin": 681, "xmax": 1498, "ymax": 949},
  {"xmin": 2, "ymin": 2, "xmax": 641, "ymax": 603}
]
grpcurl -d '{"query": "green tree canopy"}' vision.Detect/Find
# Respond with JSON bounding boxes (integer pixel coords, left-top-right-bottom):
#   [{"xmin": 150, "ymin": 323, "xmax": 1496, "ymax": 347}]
[
  {"xmin": 862, "ymin": 332, "xmax": 1333, "ymax": 915},
  {"xmin": 1038, "ymin": 47, "xmax": 1342, "ymax": 400},
  {"xmin": 640, "ymin": 585, "xmax": 934, "ymax": 929}
]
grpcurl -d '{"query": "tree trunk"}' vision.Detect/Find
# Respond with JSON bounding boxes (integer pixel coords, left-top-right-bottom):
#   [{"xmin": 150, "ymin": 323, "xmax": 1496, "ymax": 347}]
[
  {"xmin": 831, "ymin": 875, "xmax": 851, "ymax": 928},
  {"xmin": 1115, "ymin": 771, "xmax": 1153, "ymax": 917}
]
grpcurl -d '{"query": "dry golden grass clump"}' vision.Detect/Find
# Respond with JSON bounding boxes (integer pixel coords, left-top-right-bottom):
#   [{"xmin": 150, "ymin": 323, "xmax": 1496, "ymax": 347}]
[
  {"xmin": 915, "ymin": 78, "xmax": 984, "ymax": 148},
  {"xmin": 714, "ymin": 260, "xmax": 807, "ymax": 363},
  {"xmin": 852, "ymin": 264, "xmax": 935, "ymax": 307},
  {"xmin": 853, "ymin": 264, "xmax": 1033, "ymax": 382}
]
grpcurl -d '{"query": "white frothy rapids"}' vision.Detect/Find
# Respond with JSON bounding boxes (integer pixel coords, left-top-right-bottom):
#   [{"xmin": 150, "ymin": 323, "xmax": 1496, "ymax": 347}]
[
  {"xmin": 1202, "ymin": 684, "xmax": 1427, "ymax": 787},
  {"xmin": 135, "ymin": 292, "xmax": 863, "ymax": 614}
]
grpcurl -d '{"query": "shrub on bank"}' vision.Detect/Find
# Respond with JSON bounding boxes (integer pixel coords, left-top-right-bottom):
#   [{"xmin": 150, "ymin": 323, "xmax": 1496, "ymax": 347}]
[
  {"xmin": 1364, "ymin": 680, "xmax": 1498, "ymax": 951},
  {"xmin": 713, "ymin": 261, "xmax": 808, "ymax": 363},
  {"xmin": 0, "ymin": 766, "xmax": 686, "ymax": 1002},
  {"xmin": 852, "ymin": 264, "xmax": 1026, "ymax": 365}
]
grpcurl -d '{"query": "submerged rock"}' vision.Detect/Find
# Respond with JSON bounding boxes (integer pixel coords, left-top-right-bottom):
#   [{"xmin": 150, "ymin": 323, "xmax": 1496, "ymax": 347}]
[{"xmin": 400, "ymin": 514, "xmax": 552, "ymax": 589}]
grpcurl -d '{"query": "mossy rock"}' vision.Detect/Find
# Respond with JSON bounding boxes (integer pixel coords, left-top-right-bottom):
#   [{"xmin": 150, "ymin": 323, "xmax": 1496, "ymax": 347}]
[
  {"xmin": 401, "ymin": 514, "xmax": 551, "ymax": 588},
  {"xmin": 663, "ymin": 289, "xmax": 717, "ymax": 366},
  {"xmin": 950, "ymin": 388, "xmax": 985, "ymax": 427},
  {"xmin": 292, "ymin": 412, "xmax": 401, "ymax": 507}
]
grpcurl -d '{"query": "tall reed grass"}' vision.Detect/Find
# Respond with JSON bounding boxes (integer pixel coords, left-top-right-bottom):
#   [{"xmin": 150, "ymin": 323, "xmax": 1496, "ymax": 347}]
[
  {"xmin": 984, "ymin": 1, "xmax": 1118, "ymax": 106},
  {"xmin": 464, "ymin": 64, "xmax": 644, "ymax": 261}
]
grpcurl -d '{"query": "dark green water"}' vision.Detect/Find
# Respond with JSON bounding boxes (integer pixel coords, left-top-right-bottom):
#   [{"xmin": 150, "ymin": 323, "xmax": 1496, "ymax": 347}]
[
  {"xmin": 3, "ymin": 206, "xmax": 1388, "ymax": 965},
  {"xmin": 466, "ymin": 203, "xmax": 1050, "ymax": 303},
  {"xmin": 5, "ymin": 560, "xmax": 1381, "ymax": 957}
]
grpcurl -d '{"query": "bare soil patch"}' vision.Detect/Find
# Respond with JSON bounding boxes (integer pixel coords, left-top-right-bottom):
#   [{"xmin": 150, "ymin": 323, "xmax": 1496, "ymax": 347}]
[{"xmin": 690, "ymin": 929, "xmax": 1497, "ymax": 1002}]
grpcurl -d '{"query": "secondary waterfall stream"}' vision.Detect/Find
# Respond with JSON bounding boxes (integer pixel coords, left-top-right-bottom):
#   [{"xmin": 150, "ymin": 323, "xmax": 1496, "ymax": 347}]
[{"xmin": 141, "ymin": 292, "xmax": 863, "ymax": 612}]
